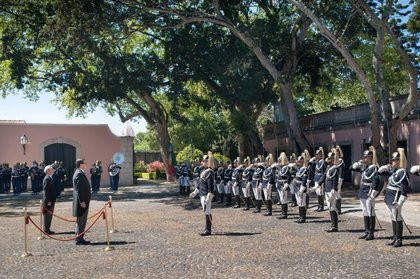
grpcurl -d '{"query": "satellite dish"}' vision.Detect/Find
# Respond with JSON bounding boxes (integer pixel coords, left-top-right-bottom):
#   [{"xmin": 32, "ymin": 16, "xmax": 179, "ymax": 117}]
[{"xmin": 112, "ymin": 152, "xmax": 125, "ymax": 165}]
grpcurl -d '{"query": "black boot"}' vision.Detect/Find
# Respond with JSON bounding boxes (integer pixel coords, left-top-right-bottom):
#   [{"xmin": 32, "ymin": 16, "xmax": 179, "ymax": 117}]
[
  {"xmin": 233, "ymin": 195, "xmax": 241, "ymax": 208},
  {"xmin": 278, "ymin": 204, "xmax": 288, "ymax": 219},
  {"xmin": 359, "ymin": 216, "xmax": 370, "ymax": 239},
  {"xmin": 297, "ymin": 207, "xmax": 306, "ymax": 223},
  {"xmin": 200, "ymin": 215, "xmax": 212, "ymax": 236},
  {"xmin": 316, "ymin": 195, "xmax": 322, "ymax": 212},
  {"xmin": 217, "ymin": 193, "xmax": 224, "ymax": 204},
  {"xmin": 253, "ymin": 200, "xmax": 261, "ymax": 213},
  {"xmin": 264, "ymin": 200, "xmax": 272, "ymax": 216},
  {"xmin": 319, "ymin": 195, "xmax": 324, "ymax": 211},
  {"xmin": 388, "ymin": 221, "xmax": 397, "ymax": 246},
  {"xmin": 393, "ymin": 221, "xmax": 403, "ymax": 247},
  {"xmin": 243, "ymin": 197, "xmax": 251, "ymax": 211},
  {"xmin": 179, "ymin": 185, "xmax": 183, "ymax": 194},
  {"xmin": 336, "ymin": 199, "xmax": 342, "ymax": 214},
  {"xmin": 186, "ymin": 186, "xmax": 190, "ymax": 195},
  {"xmin": 365, "ymin": 216, "xmax": 376, "ymax": 241},
  {"xmin": 224, "ymin": 194, "xmax": 232, "ymax": 206},
  {"xmin": 305, "ymin": 194, "xmax": 310, "ymax": 209},
  {"xmin": 291, "ymin": 195, "xmax": 297, "ymax": 207},
  {"xmin": 327, "ymin": 211, "xmax": 338, "ymax": 232}
]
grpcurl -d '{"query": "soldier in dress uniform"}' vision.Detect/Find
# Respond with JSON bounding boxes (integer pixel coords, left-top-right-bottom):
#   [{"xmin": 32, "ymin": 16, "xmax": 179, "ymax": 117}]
[
  {"xmin": 29, "ymin": 161, "xmax": 40, "ymax": 194},
  {"xmin": 350, "ymin": 146, "xmax": 381, "ymax": 241},
  {"xmin": 261, "ymin": 154, "xmax": 275, "ymax": 216},
  {"xmin": 190, "ymin": 151, "xmax": 215, "ymax": 236},
  {"xmin": 4, "ymin": 163, "xmax": 11, "ymax": 193},
  {"xmin": 275, "ymin": 152, "xmax": 292, "ymax": 219},
  {"xmin": 335, "ymin": 146, "xmax": 345, "ymax": 214},
  {"xmin": 215, "ymin": 161, "xmax": 225, "ymax": 204},
  {"xmin": 240, "ymin": 157, "xmax": 252, "ymax": 211},
  {"xmin": 21, "ymin": 162, "xmax": 29, "ymax": 192},
  {"xmin": 291, "ymin": 150, "xmax": 310, "ymax": 223},
  {"xmin": 379, "ymin": 148, "xmax": 410, "ymax": 247},
  {"xmin": 227, "ymin": 161, "xmax": 241, "ymax": 208},
  {"xmin": 323, "ymin": 148, "xmax": 340, "ymax": 232},
  {"xmin": 309, "ymin": 147, "xmax": 326, "ymax": 212},
  {"xmin": 176, "ymin": 164, "xmax": 183, "ymax": 194},
  {"xmin": 11, "ymin": 162, "xmax": 22, "ymax": 195},
  {"xmin": 181, "ymin": 161, "xmax": 191, "ymax": 195},
  {"xmin": 90, "ymin": 160, "xmax": 103, "ymax": 194},
  {"xmin": 252, "ymin": 157, "xmax": 265, "ymax": 213},
  {"xmin": 0, "ymin": 163, "xmax": 5, "ymax": 194},
  {"xmin": 289, "ymin": 154, "xmax": 298, "ymax": 207},
  {"xmin": 192, "ymin": 158, "xmax": 202, "ymax": 195}
]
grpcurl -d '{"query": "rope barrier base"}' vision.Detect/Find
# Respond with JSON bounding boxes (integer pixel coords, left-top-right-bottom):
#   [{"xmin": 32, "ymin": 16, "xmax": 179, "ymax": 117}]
[
  {"xmin": 105, "ymin": 246, "xmax": 115, "ymax": 251},
  {"xmin": 37, "ymin": 235, "xmax": 46, "ymax": 241},
  {"xmin": 21, "ymin": 252, "xmax": 32, "ymax": 258}
]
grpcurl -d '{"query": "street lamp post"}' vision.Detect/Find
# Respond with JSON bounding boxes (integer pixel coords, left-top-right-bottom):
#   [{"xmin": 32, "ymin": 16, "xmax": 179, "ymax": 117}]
[{"xmin": 20, "ymin": 134, "xmax": 29, "ymax": 155}]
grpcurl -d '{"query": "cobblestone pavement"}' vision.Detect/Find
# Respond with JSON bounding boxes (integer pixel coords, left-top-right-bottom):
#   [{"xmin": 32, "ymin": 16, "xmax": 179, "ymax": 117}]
[{"xmin": 0, "ymin": 180, "xmax": 419, "ymax": 279}]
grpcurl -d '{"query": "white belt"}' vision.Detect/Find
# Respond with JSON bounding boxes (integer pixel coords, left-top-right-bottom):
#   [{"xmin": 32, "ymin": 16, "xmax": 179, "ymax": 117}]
[{"xmin": 387, "ymin": 185, "xmax": 400, "ymax": 192}]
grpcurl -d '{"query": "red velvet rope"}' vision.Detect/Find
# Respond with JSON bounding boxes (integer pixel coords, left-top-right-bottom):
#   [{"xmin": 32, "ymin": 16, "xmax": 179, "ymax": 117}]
[
  {"xmin": 27, "ymin": 210, "xmax": 105, "ymax": 242},
  {"xmin": 41, "ymin": 201, "xmax": 110, "ymax": 222}
]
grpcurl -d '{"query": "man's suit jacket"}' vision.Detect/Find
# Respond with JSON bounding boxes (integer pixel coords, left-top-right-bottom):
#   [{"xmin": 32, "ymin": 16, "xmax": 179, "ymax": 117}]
[
  {"xmin": 42, "ymin": 175, "xmax": 56, "ymax": 209},
  {"xmin": 72, "ymin": 168, "xmax": 91, "ymax": 217}
]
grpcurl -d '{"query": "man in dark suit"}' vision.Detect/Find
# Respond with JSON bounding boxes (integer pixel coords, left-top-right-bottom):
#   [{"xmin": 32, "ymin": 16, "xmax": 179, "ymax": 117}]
[
  {"xmin": 42, "ymin": 165, "xmax": 56, "ymax": 234},
  {"xmin": 72, "ymin": 158, "xmax": 92, "ymax": 245}
]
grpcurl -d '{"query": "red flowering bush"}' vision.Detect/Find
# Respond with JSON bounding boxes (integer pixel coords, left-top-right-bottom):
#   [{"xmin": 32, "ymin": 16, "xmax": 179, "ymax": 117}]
[{"xmin": 147, "ymin": 161, "xmax": 165, "ymax": 173}]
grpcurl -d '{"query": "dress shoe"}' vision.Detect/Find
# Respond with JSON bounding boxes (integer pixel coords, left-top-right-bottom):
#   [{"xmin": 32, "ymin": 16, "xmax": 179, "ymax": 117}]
[
  {"xmin": 76, "ymin": 239, "xmax": 91, "ymax": 245},
  {"xmin": 46, "ymin": 230, "xmax": 55, "ymax": 235}
]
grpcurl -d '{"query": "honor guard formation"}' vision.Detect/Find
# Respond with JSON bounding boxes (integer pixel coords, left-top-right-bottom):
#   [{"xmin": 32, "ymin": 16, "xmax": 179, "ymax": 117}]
[{"xmin": 185, "ymin": 148, "xmax": 420, "ymax": 248}]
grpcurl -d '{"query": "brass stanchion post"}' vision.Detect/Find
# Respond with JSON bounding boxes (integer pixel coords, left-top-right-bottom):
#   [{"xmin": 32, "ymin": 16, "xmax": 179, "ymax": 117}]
[
  {"xmin": 38, "ymin": 200, "xmax": 45, "ymax": 240},
  {"xmin": 21, "ymin": 208, "xmax": 32, "ymax": 257},
  {"xmin": 103, "ymin": 203, "xmax": 115, "ymax": 251},
  {"xmin": 108, "ymin": 195, "xmax": 118, "ymax": 233}
]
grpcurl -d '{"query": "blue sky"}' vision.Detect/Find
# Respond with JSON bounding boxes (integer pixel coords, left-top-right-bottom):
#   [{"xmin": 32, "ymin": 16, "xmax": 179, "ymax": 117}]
[{"xmin": 0, "ymin": 93, "xmax": 147, "ymax": 136}]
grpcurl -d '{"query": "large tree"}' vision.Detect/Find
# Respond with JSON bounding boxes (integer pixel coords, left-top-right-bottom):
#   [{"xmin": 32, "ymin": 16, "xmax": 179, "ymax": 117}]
[
  {"xmin": 122, "ymin": 0, "xmax": 319, "ymax": 153},
  {"xmin": 289, "ymin": 0, "xmax": 418, "ymax": 163},
  {"xmin": 0, "ymin": 0, "xmax": 175, "ymax": 178}
]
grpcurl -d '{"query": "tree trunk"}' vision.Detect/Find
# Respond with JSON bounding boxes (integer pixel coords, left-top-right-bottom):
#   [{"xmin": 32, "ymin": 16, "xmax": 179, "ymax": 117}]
[{"xmin": 289, "ymin": 0, "xmax": 384, "ymax": 160}]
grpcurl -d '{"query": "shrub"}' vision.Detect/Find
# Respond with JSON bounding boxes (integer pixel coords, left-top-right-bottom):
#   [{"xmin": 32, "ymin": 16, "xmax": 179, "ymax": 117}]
[
  {"xmin": 147, "ymin": 161, "xmax": 165, "ymax": 173},
  {"xmin": 135, "ymin": 161, "xmax": 148, "ymax": 173}
]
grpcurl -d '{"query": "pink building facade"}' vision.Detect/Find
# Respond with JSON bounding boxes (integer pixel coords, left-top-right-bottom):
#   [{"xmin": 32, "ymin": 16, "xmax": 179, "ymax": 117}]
[
  {"xmin": 263, "ymin": 96, "xmax": 420, "ymax": 192},
  {"xmin": 0, "ymin": 121, "xmax": 134, "ymax": 188}
]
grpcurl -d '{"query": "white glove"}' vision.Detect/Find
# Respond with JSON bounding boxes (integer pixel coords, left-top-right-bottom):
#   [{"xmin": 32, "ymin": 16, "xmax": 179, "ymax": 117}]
[
  {"xmin": 410, "ymin": 165, "xmax": 420, "ymax": 175},
  {"xmin": 298, "ymin": 186, "xmax": 305, "ymax": 195},
  {"xmin": 369, "ymin": 190, "xmax": 379, "ymax": 199},
  {"xmin": 352, "ymin": 162, "xmax": 360, "ymax": 170},
  {"xmin": 189, "ymin": 188, "xmax": 199, "ymax": 198},
  {"xmin": 312, "ymin": 182, "xmax": 320, "ymax": 191},
  {"xmin": 378, "ymin": 164, "xmax": 393, "ymax": 174},
  {"xmin": 309, "ymin": 157, "xmax": 317, "ymax": 164},
  {"xmin": 206, "ymin": 192, "xmax": 214, "ymax": 202},
  {"xmin": 283, "ymin": 183, "xmax": 289, "ymax": 190},
  {"xmin": 395, "ymin": 195, "xmax": 407, "ymax": 208},
  {"xmin": 331, "ymin": 189, "xmax": 336, "ymax": 195}
]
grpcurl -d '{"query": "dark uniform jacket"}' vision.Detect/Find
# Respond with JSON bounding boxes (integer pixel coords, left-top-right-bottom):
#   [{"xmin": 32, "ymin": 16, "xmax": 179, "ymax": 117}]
[
  {"xmin": 199, "ymin": 168, "xmax": 214, "ymax": 197},
  {"xmin": 381, "ymin": 168, "xmax": 410, "ymax": 206},
  {"xmin": 276, "ymin": 165, "xmax": 292, "ymax": 189},
  {"xmin": 72, "ymin": 169, "xmax": 91, "ymax": 217},
  {"xmin": 323, "ymin": 165, "xmax": 339, "ymax": 192},
  {"xmin": 351, "ymin": 163, "xmax": 380, "ymax": 199}
]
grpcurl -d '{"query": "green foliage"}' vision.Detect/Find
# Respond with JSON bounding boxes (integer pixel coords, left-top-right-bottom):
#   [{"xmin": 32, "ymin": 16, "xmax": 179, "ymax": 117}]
[
  {"xmin": 134, "ymin": 161, "xmax": 148, "ymax": 173},
  {"xmin": 212, "ymin": 153, "xmax": 230, "ymax": 164},
  {"xmin": 176, "ymin": 145, "xmax": 204, "ymax": 163},
  {"xmin": 134, "ymin": 128, "xmax": 160, "ymax": 151}
]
